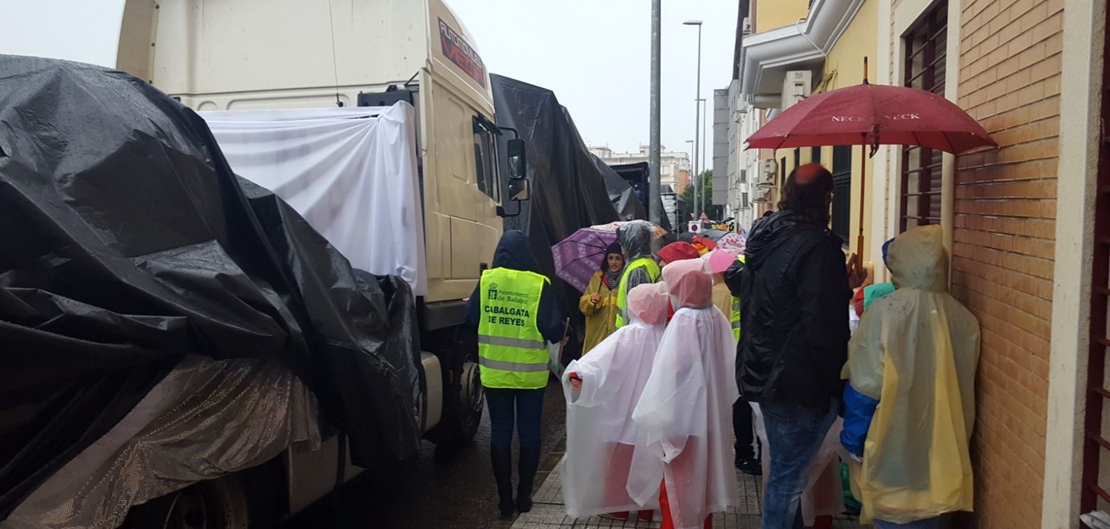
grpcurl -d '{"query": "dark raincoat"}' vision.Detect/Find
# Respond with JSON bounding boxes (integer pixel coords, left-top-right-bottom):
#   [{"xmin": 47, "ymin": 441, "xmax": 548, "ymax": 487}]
[
  {"xmin": 725, "ymin": 210, "xmax": 851, "ymax": 413},
  {"xmin": 465, "ymin": 231, "xmax": 565, "ymax": 343}
]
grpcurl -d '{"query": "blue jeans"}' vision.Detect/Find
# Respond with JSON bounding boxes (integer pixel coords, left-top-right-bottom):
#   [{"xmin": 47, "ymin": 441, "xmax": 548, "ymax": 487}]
[
  {"xmin": 486, "ymin": 387, "xmax": 545, "ymax": 449},
  {"xmin": 760, "ymin": 400, "xmax": 838, "ymax": 529}
]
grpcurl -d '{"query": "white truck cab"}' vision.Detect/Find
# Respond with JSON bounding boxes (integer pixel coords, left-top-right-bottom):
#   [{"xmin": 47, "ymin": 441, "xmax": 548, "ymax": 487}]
[{"xmin": 3, "ymin": 1, "xmax": 530, "ymax": 526}]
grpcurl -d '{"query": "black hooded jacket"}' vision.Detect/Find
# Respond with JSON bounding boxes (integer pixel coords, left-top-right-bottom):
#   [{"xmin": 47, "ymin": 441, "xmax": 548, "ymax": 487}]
[
  {"xmin": 725, "ymin": 210, "xmax": 851, "ymax": 412},
  {"xmin": 465, "ymin": 230, "xmax": 565, "ymax": 343}
]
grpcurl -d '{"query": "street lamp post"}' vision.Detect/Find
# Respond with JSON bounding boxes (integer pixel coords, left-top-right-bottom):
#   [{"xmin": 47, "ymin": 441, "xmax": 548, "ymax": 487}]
[
  {"xmin": 699, "ymin": 96, "xmax": 708, "ymax": 219},
  {"xmin": 684, "ymin": 139, "xmax": 694, "ymax": 227},
  {"xmin": 649, "ymin": 0, "xmax": 662, "ymax": 242},
  {"xmin": 684, "ymin": 20, "xmax": 703, "ymax": 222}
]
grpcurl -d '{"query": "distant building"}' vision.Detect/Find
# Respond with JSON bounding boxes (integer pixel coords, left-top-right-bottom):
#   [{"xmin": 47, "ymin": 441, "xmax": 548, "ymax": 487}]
[
  {"xmin": 589, "ymin": 145, "xmax": 691, "ymax": 195},
  {"xmin": 712, "ymin": 86, "xmax": 756, "ymax": 231}
]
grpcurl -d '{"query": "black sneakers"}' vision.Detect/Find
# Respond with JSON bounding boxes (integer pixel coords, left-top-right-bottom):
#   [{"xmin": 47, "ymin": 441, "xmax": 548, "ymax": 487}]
[{"xmin": 735, "ymin": 457, "xmax": 762, "ymax": 476}]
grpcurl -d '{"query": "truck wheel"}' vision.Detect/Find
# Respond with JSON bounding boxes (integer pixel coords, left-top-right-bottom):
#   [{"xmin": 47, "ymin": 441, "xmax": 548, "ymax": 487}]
[
  {"xmin": 429, "ymin": 359, "xmax": 484, "ymax": 447},
  {"xmin": 125, "ymin": 475, "xmax": 251, "ymax": 529}
]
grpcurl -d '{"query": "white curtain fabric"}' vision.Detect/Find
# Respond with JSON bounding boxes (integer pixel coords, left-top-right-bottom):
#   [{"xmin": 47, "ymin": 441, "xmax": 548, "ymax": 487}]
[{"xmin": 201, "ymin": 103, "xmax": 428, "ymax": 295}]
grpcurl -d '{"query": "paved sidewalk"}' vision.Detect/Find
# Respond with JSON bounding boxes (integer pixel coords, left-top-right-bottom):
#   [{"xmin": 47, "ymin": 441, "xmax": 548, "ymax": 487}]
[{"xmin": 508, "ymin": 449, "xmax": 864, "ymax": 529}]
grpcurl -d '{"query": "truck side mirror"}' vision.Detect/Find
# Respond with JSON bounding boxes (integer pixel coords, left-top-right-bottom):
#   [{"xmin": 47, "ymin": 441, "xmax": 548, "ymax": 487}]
[
  {"xmin": 499, "ymin": 139, "xmax": 529, "ymax": 217},
  {"xmin": 507, "ymin": 138, "xmax": 527, "ymax": 180},
  {"xmin": 507, "ymin": 177, "xmax": 530, "ymax": 202}
]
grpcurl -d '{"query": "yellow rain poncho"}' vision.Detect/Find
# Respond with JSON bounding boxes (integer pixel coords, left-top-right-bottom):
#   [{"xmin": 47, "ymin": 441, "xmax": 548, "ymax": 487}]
[
  {"xmin": 842, "ymin": 225, "xmax": 981, "ymax": 525},
  {"xmin": 580, "ymin": 271, "xmax": 619, "ymax": 354}
]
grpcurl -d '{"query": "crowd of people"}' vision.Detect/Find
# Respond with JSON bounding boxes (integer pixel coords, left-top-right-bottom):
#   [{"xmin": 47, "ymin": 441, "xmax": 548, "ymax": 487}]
[{"xmin": 467, "ymin": 163, "xmax": 982, "ymax": 529}]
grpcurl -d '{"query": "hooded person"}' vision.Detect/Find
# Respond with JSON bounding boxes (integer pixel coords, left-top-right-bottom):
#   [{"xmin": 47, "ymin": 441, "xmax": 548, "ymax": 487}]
[
  {"xmin": 629, "ymin": 259, "xmax": 739, "ymax": 529},
  {"xmin": 465, "ymin": 230, "xmax": 567, "ymax": 518},
  {"xmin": 561, "ymin": 282, "xmax": 670, "ymax": 521},
  {"xmin": 580, "ymin": 242, "xmax": 625, "ymax": 354},
  {"xmin": 840, "ymin": 225, "xmax": 981, "ymax": 528},
  {"xmin": 862, "ymin": 238, "xmax": 897, "ymax": 312},
  {"xmin": 654, "ymin": 241, "xmax": 703, "ymax": 323},
  {"xmin": 616, "ymin": 221, "xmax": 661, "ymax": 329}
]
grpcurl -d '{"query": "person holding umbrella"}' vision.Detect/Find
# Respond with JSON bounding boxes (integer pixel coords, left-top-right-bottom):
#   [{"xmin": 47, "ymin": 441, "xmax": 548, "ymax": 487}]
[
  {"xmin": 615, "ymin": 221, "xmax": 661, "ymax": 329},
  {"xmin": 579, "ymin": 242, "xmax": 625, "ymax": 355},
  {"xmin": 465, "ymin": 230, "xmax": 567, "ymax": 518}
]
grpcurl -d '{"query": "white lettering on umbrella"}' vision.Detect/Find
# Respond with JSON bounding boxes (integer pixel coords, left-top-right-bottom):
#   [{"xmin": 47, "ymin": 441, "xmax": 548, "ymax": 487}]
[
  {"xmin": 831, "ymin": 116, "xmax": 864, "ymax": 122},
  {"xmin": 884, "ymin": 113, "xmax": 921, "ymax": 120}
]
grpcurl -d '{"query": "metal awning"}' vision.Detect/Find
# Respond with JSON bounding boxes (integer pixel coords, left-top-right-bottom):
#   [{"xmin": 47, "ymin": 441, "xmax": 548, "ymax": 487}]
[{"xmin": 739, "ymin": 0, "xmax": 865, "ymax": 108}]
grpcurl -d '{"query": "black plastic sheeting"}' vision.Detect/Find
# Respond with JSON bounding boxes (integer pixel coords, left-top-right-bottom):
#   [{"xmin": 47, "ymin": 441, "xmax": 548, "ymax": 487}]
[
  {"xmin": 491, "ymin": 75, "xmax": 615, "ymax": 362},
  {"xmin": 0, "ymin": 56, "xmax": 422, "ymax": 518},
  {"xmin": 491, "ymin": 74, "xmax": 668, "ymax": 364}
]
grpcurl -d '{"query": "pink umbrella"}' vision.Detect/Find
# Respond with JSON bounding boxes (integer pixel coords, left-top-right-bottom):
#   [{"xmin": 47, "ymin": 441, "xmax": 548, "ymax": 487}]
[
  {"xmin": 707, "ymin": 249, "xmax": 739, "ymax": 274},
  {"xmin": 715, "ymin": 233, "xmax": 746, "ymax": 255}
]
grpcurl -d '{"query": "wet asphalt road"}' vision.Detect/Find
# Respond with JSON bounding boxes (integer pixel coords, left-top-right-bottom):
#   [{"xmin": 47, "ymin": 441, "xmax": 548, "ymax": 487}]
[{"xmin": 281, "ymin": 380, "xmax": 566, "ymax": 529}]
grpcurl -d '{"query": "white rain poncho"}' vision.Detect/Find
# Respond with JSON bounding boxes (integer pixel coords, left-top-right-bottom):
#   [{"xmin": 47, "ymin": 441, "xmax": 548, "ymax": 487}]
[
  {"xmin": 561, "ymin": 283, "xmax": 670, "ymax": 518},
  {"xmin": 629, "ymin": 259, "xmax": 739, "ymax": 528},
  {"xmin": 843, "ymin": 225, "xmax": 981, "ymax": 524}
]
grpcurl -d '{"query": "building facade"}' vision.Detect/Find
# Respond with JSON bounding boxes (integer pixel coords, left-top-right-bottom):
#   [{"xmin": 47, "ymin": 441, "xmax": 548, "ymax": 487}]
[
  {"xmin": 737, "ymin": 0, "xmax": 1110, "ymax": 527},
  {"xmin": 589, "ymin": 145, "xmax": 691, "ymax": 194}
]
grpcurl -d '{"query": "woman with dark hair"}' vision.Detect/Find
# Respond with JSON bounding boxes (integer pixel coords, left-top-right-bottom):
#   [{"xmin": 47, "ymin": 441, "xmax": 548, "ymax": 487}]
[{"xmin": 580, "ymin": 242, "xmax": 624, "ymax": 354}]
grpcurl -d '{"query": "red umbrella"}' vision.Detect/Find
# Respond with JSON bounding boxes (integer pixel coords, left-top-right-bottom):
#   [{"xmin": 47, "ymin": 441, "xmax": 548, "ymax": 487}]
[
  {"xmin": 745, "ymin": 82, "xmax": 996, "ymax": 154},
  {"xmin": 745, "ymin": 59, "xmax": 996, "ymax": 267}
]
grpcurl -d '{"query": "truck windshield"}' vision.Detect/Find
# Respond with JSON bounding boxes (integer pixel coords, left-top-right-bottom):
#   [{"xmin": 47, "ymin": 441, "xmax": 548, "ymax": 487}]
[{"xmin": 473, "ymin": 117, "xmax": 500, "ymax": 203}]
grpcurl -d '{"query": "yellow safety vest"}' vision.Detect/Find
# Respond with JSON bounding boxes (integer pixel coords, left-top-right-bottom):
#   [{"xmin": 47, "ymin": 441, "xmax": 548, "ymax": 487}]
[
  {"xmin": 731, "ymin": 296, "xmax": 741, "ymax": 341},
  {"xmin": 477, "ymin": 268, "xmax": 550, "ymax": 389},
  {"xmin": 615, "ymin": 257, "xmax": 661, "ymax": 328},
  {"xmin": 732, "ymin": 255, "xmax": 746, "ymax": 341}
]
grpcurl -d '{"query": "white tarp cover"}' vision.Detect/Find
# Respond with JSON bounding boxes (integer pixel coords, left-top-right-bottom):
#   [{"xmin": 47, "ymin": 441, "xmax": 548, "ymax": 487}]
[
  {"xmin": 1, "ymin": 356, "xmax": 320, "ymax": 529},
  {"xmin": 201, "ymin": 103, "xmax": 428, "ymax": 295}
]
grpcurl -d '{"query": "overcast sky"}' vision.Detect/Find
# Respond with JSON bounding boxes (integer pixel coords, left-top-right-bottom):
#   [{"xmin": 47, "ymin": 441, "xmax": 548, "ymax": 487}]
[
  {"xmin": 0, "ymin": 0, "xmax": 739, "ymax": 171},
  {"xmin": 450, "ymin": 0, "xmax": 739, "ymax": 169}
]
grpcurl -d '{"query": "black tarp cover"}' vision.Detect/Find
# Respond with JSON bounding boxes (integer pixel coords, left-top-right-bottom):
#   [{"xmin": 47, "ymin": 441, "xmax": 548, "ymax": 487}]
[
  {"xmin": 0, "ymin": 56, "xmax": 422, "ymax": 517},
  {"xmin": 491, "ymin": 75, "xmax": 631, "ymax": 360}
]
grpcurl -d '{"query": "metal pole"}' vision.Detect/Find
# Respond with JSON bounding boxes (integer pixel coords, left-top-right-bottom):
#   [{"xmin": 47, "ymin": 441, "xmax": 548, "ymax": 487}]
[
  {"xmin": 649, "ymin": 0, "xmax": 662, "ymax": 235},
  {"xmin": 685, "ymin": 139, "xmax": 694, "ymax": 227},
  {"xmin": 694, "ymin": 24, "xmax": 702, "ymax": 221},
  {"xmin": 702, "ymin": 95, "xmax": 708, "ymax": 218}
]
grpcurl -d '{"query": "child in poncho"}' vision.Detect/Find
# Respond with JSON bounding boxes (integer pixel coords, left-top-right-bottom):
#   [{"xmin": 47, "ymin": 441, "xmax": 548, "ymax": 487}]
[
  {"xmin": 561, "ymin": 283, "xmax": 670, "ymax": 521},
  {"xmin": 629, "ymin": 259, "xmax": 739, "ymax": 529}
]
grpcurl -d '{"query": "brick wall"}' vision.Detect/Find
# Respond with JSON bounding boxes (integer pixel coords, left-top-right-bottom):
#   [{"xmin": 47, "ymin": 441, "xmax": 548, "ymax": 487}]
[{"xmin": 955, "ymin": 0, "xmax": 1062, "ymax": 526}]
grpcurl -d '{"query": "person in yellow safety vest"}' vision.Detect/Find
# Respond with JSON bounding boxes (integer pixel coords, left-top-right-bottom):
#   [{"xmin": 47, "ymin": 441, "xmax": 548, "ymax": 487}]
[
  {"xmin": 723, "ymin": 253, "xmax": 761, "ymax": 476},
  {"xmin": 465, "ymin": 230, "xmax": 567, "ymax": 519},
  {"xmin": 615, "ymin": 221, "xmax": 661, "ymax": 329},
  {"xmin": 731, "ymin": 255, "xmax": 745, "ymax": 341}
]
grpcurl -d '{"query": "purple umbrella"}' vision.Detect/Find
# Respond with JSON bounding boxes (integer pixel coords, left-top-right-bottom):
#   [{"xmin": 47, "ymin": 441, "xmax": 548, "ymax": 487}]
[{"xmin": 551, "ymin": 228, "xmax": 619, "ymax": 293}]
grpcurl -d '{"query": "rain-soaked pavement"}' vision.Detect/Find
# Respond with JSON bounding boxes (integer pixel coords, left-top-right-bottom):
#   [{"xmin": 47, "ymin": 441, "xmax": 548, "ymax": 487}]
[{"xmin": 281, "ymin": 380, "xmax": 567, "ymax": 529}]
